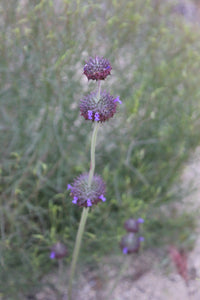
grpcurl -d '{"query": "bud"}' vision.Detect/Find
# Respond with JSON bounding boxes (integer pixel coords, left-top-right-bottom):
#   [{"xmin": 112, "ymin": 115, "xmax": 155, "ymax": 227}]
[
  {"xmin": 124, "ymin": 218, "xmax": 144, "ymax": 233},
  {"xmin": 50, "ymin": 242, "xmax": 68, "ymax": 260},
  {"xmin": 80, "ymin": 91, "xmax": 121, "ymax": 123},
  {"xmin": 68, "ymin": 173, "xmax": 106, "ymax": 207},
  {"xmin": 83, "ymin": 56, "xmax": 112, "ymax": 81}
]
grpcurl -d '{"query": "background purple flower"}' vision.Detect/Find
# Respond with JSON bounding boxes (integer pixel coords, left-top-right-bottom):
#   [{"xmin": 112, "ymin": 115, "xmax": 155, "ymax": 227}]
[
  {"xmin": 120, "ymin": 233, "xmax": 141, "ymax": 254},
  {"xmin": 50, "ymin": 242, "xmax": 68, "ymax": 260},
  {"xmin": 124, "ymin": 218, "xmax": 144, "ymax": 233}
]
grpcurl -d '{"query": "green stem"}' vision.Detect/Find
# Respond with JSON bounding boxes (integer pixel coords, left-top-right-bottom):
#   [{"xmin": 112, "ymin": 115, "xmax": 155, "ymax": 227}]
[
  {"xmin": 88, "ymin": 79, "xmax": 101, "ymax": 185},
  {"xmin": 68, "ymin": 207, "xmax": 89, "ymax": 300},
  {"xmin": 68, "ymin": 81, "xmax": 101, "ymax": 300},
  {"xmin": 88, "ymin": 122, "xmax": 100, "ymax": 187},
  {"xmin": 96, "ymin": 80, "xmax": 101, "ymax": 102},
  {"xmin": 58, "ymin": 259, "xmax": 63, "ymax": 282}
]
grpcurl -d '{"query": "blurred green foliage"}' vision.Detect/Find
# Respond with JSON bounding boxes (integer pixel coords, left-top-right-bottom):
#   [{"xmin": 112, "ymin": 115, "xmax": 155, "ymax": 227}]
[{"xmin": 1, "ymin": 0, "xmax": 200, "ymax": 297}]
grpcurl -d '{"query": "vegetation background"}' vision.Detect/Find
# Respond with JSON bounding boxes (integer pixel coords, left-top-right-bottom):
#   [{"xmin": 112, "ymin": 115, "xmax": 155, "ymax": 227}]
[{"xmin": 0, "ymin": 0, "xmax": 200, "ymax": 298}]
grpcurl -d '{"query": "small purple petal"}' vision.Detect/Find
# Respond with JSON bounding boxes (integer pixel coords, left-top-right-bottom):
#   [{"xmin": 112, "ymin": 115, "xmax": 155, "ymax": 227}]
[
  {"xmin": 94, "ymin": 112, "xmax": 100, "ymax": 121},
  {"xmin": 114, "ymin": 96, "xmax": 122, "ymax": 104},
  {"xmin": 67, "ymin": 184, "xmax": 72, "ymax": 190},
  {"xmin": 137, "ymin": 218, "xmax": 144, "ymax": 224},
  {"xmin": 88, "ymin": 110, "xmax": 93, "ymax": 120},
  {"xmin": 50, "ymin": 251, "xmax": 55, "ymax": 259},
  {"xmin": 87, "ymin": 199, "xmax": 92, "ymax": 207},
  {"xmin": 123, "ymin": 247, "xmax": 128, "ymax": 254},
  {"xmin": 99, "ymin": 194, "xmax": 106, "ymax": 202},
  {"xmin": 139, "ymin": 237, "xmax": 145, "ymax": 242},
  {"xmin": 72, "ymin": 196, "xmax": 78, "ymax": 204}
]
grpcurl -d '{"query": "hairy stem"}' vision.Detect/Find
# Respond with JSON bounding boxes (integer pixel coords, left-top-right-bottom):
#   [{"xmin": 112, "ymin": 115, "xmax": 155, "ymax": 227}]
[
  {"xmin": 68, "ymin": 207, "xmax": 89, "ymax": 300},
  {"xmin": 96, "ymin": 80, "xmax": 101, "ymax": 102},
  {"xmin": 88, "ymin": 122, "xmax": 100, "ymax": 186}
]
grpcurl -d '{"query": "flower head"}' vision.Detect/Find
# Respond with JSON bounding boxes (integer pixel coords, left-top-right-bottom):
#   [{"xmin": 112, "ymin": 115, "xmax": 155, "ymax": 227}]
[
  {"xmin": 68, "ymin": 173, "xmax": 106, "ymax": 207},
  {"xmin": 124, "ymin": 218, "xmax": 144, "ymax": 233},
  {"xmin": 50, "ymin": 242, "xmax": 68, "ymax": 260},
  {"xmin": 120, "ymin": 233, "xmax": 141, "ymax": 254},
  {"xmin": 80, "ymin": 91, "xmax": 121, "ymax": 123},
  {"xmin": 83, "ymin": 56, "xmax": 112, "ymax": 81}
]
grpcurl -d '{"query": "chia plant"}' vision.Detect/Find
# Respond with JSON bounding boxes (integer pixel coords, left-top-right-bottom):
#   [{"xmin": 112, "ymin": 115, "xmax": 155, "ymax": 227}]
[{"xmin": 68, "ymin": 56, "xmax": 121, "ymax": 300}]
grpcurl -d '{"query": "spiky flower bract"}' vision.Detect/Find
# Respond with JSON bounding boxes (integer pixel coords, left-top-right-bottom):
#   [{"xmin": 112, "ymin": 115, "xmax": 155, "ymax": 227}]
[
  {"xmin": 124, "ymin": 218, "xmax": 144, "ymax": 233},
  {"xmin": 83, "ymin": 56, "xmax": 112, "ymax": 81},
  {"xmin": 80, "ymin": 90, "xmax": 121, "ymax": 123},
  {"xmin": 68, "ymin": 173, "xmax": 106, "ymax": 207},
  {"xmin": 120, "ymin": 233, "xmax": 142, "ymax": 254},
  {"xmin": 50, "ymin": 242, "xmax": 68, "ymax": 260}
]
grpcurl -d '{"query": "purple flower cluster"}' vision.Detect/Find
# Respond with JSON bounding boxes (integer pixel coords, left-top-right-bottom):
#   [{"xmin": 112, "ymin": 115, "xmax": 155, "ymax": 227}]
[
  {"xmin": 68, "ymin": 173, "xmax": 106, "ymax": 208},
  {"xmin": 50, "ymin": 242, "xmax": 68, "ymax": 260},
  {"xmin": 83, "ymin": 56, "xmax": 112, "ymax": 81},
  {"xmin": 80, "ymin": 90, "xmax": 121, "ymax": 123},
  {"xmin": 120, "ymin": 218, "xmax": 144, "ymax": 254},
  {"xmin": 68, "ymin": 56, "xmax": 121, "ymax": 207},
  {"xmin": 80, "ymin": 56, "xmax": 121, "ymax": 123},
  {"xmin": 124, "ymin": 217, "xmax": 144, "ymax": 233}
]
